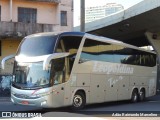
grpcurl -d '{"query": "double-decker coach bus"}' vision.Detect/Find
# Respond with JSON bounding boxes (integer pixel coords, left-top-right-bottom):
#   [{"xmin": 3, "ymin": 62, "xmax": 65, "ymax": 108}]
[{"xmin": 1, "ymin": 32, "xmax": 157, "ymax": 110}]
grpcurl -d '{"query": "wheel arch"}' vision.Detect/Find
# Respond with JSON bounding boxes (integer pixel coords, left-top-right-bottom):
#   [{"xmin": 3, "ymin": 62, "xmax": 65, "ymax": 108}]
[
  {"xmin": 71, "ymin": 88, "xmax": 87, "ymax": 105},
  {"xmin": 139, "ymin": 87, "xmax": 145, "ymax": 93},
  {"xmin": 71, "ymin": 88, "xmax": 86, "ymax": 110}
]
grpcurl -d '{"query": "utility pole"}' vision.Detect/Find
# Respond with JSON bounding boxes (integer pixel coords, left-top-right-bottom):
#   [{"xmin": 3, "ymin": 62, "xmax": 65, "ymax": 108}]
[
  {"xmin": 80, "ymin": 0, "xmax": 85, "ymax": 32},
  {"xmin": 10, "ymin": 0, "xmax": 13, "ymax": 21}
]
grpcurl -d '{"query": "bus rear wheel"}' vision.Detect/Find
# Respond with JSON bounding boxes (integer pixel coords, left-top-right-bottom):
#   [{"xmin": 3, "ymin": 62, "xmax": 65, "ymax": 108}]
[
  {"xmin": 131, "ymin": 89, "xmax": 138, "ymax": 103},
  {"xmin": 139, "ymin": 89, "xmax": 145, "ymax": 102},
  {"xmin": 71, "ymin": 91, "xmax": 86, "ymax": 110}
]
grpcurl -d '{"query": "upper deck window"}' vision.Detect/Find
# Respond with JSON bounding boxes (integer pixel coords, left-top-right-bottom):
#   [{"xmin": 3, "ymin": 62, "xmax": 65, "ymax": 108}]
[{"xmin": 17, "ymin": 35, "xmax": 58, "ymax": 56}]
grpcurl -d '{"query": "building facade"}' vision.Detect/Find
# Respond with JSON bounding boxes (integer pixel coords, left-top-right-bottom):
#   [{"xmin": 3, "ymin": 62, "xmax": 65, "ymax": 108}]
[
  {"xmin": 0, "ymin": 0, "xmax": 73, "ymax": 74},
  {"xmin": 85, "ymin": 3, "xmax": 124, "ymax": 23}
]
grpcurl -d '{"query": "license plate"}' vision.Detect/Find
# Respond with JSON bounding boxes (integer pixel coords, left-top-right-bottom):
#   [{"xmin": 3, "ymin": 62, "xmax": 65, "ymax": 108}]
[{"xmin": 21, "ymin": 101, "xmax": 29, "ymax": 105}]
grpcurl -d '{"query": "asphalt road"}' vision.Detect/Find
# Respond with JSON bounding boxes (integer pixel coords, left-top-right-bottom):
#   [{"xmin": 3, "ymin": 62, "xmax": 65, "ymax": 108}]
[
  {"xmin": 0, "ymin": 94, "xmax": 160, "ymax": 117},
  {"xmin": 42, "ymin": 94, "xmax": 160, "ymax": 117}
]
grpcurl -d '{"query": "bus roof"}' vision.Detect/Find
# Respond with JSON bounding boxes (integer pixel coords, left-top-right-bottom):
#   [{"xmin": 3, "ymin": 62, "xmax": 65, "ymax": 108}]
[
  {"xmin": 25, "ymin": 31, "xmax": 156, "ymax": 54},
  {"xmin": 25, "ymin": 31, "xmax": 85, "ymax": 38}
]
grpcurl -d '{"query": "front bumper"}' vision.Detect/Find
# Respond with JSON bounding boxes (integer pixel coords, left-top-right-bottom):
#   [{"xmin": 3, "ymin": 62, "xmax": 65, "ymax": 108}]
[{"xmin": 11, "ymin": 94, "xmax": 52, "ymax": 108}]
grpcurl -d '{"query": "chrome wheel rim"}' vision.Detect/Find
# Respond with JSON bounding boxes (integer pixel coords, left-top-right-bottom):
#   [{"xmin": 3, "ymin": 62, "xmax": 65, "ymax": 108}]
[{"xmin": 73, "ymin": 95, "xmax": 82, "ymax": 107}]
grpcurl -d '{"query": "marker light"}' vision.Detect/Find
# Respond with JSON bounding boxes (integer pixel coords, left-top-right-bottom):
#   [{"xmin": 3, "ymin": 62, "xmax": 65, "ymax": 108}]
[{"xmin": 41, "ymin": 100, "xmax": 47, "ymax": 106}]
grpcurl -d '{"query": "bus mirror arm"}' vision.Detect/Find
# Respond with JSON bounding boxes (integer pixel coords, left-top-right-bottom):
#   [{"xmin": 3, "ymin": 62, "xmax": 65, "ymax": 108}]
[
  {"xmin": 1, "ymin": 54, "xmax": 15, "ymax": 70},
  {"xmin": 43, "ymin": 52, "xmax": 70, "ymax": 71}
]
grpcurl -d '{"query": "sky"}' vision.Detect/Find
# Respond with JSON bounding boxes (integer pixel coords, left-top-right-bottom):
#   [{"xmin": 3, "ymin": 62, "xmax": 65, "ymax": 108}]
[{"xmin": 74, "ymin": 0, "xmax": 143, "ymax": 26}]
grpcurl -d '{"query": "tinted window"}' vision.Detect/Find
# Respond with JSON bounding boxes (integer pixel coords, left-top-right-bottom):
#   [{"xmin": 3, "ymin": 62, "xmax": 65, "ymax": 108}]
[
  {"xmin": 121, "ymin": 48, "xmax": 156, "ymax": 67},
  {"xmin": 99, "ymin": 42, "xmax": 114, "ymax": 62},
  {"xmin": 17, "ymin": 35, "xmax": 57, "ymax": 56},
  {"xmin": 56, "ymin": 36, "xmax": 82, "ymax": 55},
  {"xmin": 56, "ymin": 36, "xmax": 82, "ymax": 74},
  {"xmin": 81, "ymin": 39, "xmax": 115, "ymax": 62},
  {"xmin": 50, "ymin": 58, "xmax": 65, "ymax": 85},
  {"xmin": 80, "ymin": 39, "xmax": 99, "ymax": 62},
  {"xmin": 80, "ymin": 39, "xmax": 156, "ymax": 67}
]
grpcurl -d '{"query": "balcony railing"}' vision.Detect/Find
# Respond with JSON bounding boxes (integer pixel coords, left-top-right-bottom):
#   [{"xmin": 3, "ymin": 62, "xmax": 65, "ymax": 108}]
[
  {"xmin": 0, "ymin": 21, "xmax": 59, "ymax": 38},
  {"xmin": 29, "ymin": 0, "xmax": 61, "ymax": 3}
]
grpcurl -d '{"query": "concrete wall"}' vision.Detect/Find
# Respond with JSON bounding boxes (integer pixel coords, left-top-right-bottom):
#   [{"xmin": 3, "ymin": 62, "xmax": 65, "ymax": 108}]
[
  {"xmin": 0, "ymin": 39, "xmax": 21, "ymax": 74},
  {"xmin": 0, "ymin": 0, "xmax": 73, "ymax": 30},
  {"xmin": 145, "ymin": 32, "xmax": 160, "ymax": 91},
  {"xmin": 0, "ymin": 0, "xmax": 73, "ymax": 75},
  {"xmin": 59, "ymin": 0, "xmax": 73, "ymax": 31},
  {"xmin": 145, "ymin": 32, "xmax": 160, "ymax": 60},
  {"xmin": 0, "ymin": 39, "xmax": 20, "ymax": 59},
  {"xmin": 0, "ymin": 0, "xmax": 10, "ymax": 21},
  {"xmin": 1, "ymin": 0, "xmax": 58, "ymax": 24},
  {"xmin": 13, "ymin": 0, "xmax": 58, "ymax": 24}
]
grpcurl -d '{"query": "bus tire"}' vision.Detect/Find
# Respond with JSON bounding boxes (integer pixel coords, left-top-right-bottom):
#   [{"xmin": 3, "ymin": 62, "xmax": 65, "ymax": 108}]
[
  {"xmin": 71, "ymin": 91, "xmax": 86, "ymax": 110},
  {"xmin": 139, "ymin": 89, "xmax": 145, "ymax": 102},
  {"xmin": 131, "ymin": 89, "xmax": 138, "ymax": 103}
]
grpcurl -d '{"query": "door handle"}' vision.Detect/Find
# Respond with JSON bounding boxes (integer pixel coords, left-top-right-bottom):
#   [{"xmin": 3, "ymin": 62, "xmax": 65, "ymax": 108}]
[{"xmin": 61, "ymin": 87, "xmax": 64, "ymax": 90}]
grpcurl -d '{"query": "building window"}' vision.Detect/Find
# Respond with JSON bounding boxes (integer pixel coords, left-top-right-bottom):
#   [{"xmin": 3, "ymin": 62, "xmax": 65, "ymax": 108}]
[
  {"xmin": 61, "ymin": 11, "xmax": 67, "ymax": 26},
  {"xmin": 18, "ymin": 7, "xmax": 37, "ymax": 23}
]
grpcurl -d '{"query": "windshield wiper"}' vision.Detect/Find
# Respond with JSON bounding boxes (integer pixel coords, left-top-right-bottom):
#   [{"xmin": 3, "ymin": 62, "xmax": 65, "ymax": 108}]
[{"xmin": 12, "ymin": 83, "xmax": 25, "ymax": 89}]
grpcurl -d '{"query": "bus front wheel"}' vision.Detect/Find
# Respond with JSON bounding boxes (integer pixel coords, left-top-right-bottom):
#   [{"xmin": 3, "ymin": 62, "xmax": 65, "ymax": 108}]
[
  {"xmin": 71, "ymin": 91, "xmax": 86, "ymax": 110},
  {"xmin": 131, "ymin": 89, "xmax": 138, "ymax": 103}
]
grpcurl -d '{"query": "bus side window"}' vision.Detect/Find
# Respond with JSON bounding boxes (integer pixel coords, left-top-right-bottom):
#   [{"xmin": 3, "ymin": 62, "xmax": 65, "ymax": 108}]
[
  {"xmin": 99, "ymin": 42, "xmax": 114, "ymax": 62},
  {"xmin": 56, "ymin": 40, "xmax": 64, "ymax": 52},
  {"xmin": 50, "ymin": 58, "xmax": 65, "ymax": 85},
  {"xmin": 56, "ymin": 36, "xmax": 82, "ymax": 80},
  {"xmin": 113, "ymin": 45, "xmax": 129, "ymax": 63},
  {"xmin": 80, "ymin": 39, "xmax": 99, "ymax": 62}
]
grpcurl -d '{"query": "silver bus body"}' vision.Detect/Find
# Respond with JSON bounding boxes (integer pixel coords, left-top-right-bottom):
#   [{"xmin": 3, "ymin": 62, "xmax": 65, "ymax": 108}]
[{"xmin": 1, "ymin": 32, "xmax": 157, "ymax": 109}]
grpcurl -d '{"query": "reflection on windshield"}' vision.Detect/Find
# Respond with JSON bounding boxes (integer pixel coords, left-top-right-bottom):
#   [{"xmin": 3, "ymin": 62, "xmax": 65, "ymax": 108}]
[
  {"xmin": 17, "ymin": 35, "xmax": 57, "ymax": 56},
  {"xmin": 13, "ymin": 62, "xmax": 50, "ymax": 89}
]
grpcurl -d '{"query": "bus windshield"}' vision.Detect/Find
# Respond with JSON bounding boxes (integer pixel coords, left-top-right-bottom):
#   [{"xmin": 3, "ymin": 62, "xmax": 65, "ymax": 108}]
[
  {"xmin": 12, "ymin": 62, "xmax": 50, "ymax": 89},
  {"xmin": 17, "ymin": 34, "xmax": 58, "ymax": 56}
]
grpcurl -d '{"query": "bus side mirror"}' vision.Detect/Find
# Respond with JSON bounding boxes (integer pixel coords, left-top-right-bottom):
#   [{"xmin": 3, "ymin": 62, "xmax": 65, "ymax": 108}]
[
  {"xmin": 1, "ymin": 54, "xmax": 15, "ymax": 70},
  {"xmin": 43, "ymin": 53, "xmax": 69, "ymax": 71}
]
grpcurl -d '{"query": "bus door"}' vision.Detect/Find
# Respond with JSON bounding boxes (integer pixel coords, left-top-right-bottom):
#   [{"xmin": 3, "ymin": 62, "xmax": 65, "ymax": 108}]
[{"xmin": 50, "ymin": 58, "xmax": 65, "ymax": 107}]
